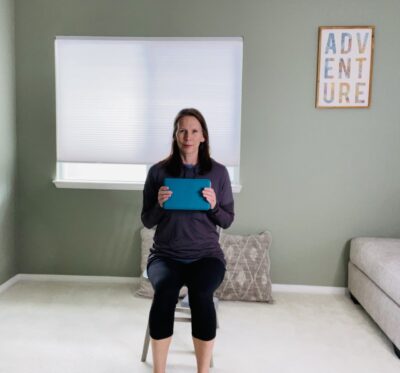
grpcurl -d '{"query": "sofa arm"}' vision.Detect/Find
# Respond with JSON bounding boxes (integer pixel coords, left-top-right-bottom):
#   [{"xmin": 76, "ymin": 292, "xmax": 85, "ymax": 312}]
[{"xmin": 350, "ymin": 237, "xmax": 400, "ymax": 264}]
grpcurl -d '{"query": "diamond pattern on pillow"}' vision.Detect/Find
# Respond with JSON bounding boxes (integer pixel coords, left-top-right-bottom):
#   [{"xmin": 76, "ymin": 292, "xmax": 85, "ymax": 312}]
[
  {"xmin": 135, "ymin": 227, "xmax": 273, "ymax": 303},
  {"xmin": 215, "ymin": 230, "xmax": 273, "ymax": 302}
]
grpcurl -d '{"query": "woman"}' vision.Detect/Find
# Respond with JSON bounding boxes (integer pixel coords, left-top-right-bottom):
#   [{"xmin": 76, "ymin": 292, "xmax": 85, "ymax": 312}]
[{"xmin": 141, "ymin": 108, "xmax": 234, "ymax": 373}]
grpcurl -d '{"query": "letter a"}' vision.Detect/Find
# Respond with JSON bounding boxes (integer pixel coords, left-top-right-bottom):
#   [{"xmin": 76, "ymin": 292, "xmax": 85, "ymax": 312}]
[{"xmin": 325, "ymin": 33, "xmax": 336, "ymax": 54}]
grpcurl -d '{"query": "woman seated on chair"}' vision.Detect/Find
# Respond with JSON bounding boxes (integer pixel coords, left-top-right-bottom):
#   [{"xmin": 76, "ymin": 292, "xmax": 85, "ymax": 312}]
[{"xmin": 141, "ymin": 108, "xmax": 235, "ymax": 373}]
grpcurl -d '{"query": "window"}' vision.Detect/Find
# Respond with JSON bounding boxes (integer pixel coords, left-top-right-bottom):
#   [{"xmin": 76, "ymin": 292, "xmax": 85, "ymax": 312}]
[{"xmin": 54, "ymin": 37, "xmax": 243, "ymax": 191}]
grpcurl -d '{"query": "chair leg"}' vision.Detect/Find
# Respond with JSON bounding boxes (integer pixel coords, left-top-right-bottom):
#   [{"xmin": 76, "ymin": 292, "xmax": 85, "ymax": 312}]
[
  {"xmin": 394, "ymin": 343, "xmax": 400, "ymax": 359},
  {"xmin": 210, "ymin": 299, "xmax": 219, "ymax": 366},
  {"xmin": 141, "ymin": 322, "xmax": 151, "ymax": 362}
]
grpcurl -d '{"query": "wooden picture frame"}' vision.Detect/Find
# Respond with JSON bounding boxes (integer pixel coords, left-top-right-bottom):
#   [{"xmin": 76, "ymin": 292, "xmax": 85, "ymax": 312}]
[{"xmin": 316, "ymin": 26, "xmax": 375, "ymax": 108}]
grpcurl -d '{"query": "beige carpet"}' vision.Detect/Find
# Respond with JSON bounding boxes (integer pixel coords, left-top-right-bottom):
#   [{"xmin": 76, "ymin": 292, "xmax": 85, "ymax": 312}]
[{"xmin": 0, "ymin": 278, "xmax": 399, "ymax": 373}]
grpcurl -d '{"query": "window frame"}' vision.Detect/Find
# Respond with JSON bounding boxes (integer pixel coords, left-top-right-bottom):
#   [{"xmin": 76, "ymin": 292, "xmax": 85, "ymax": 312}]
[{"xmin": 53, "ymin": 163, "xmax": 242, "ymax": 192}]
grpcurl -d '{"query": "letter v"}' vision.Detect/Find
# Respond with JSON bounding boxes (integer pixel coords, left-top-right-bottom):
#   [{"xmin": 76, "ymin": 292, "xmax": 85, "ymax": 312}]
[{"xmin": 357, "ymin": 32, "xmax": 369, "ymax": 54}]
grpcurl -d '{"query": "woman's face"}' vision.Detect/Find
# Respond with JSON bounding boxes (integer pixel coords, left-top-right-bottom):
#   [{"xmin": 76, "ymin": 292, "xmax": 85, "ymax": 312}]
[{"xmin": 175, "ymin": 115, "xmax": 205, "ymax": 159}]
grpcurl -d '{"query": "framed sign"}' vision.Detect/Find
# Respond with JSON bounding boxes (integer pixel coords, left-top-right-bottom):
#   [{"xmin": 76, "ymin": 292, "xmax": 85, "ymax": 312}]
[{"xmin": 316, "ymin": 26, "xmax": 375, "ymax": 108}]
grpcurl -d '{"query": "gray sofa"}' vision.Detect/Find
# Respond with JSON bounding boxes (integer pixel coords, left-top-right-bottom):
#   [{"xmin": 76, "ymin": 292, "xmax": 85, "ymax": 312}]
[{"xmin": 348, "ymin": 237, "xmax": 400, "ymax": 358}]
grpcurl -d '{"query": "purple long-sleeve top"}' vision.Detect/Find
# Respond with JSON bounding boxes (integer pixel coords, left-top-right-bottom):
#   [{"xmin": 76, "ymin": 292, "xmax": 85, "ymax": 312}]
[{"xmin": 141, "ymin": 159, "xmax": 235, "ymax": 270}]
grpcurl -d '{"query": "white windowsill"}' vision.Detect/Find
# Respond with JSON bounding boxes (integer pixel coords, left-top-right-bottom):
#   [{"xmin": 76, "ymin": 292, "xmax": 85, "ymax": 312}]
[{"xmin": 53, "ymin": 179, "xmax": 242, "ymax": 193}]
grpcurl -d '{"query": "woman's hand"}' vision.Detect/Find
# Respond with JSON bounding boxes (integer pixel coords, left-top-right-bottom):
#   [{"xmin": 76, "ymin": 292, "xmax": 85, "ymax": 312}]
[
  {"xmin": 158, "ymin": 186, "xmax": 173, "ymax": 207},
  {"xmin": 202, "ymin": 187, "xmax": 217, "ymax": 209}
]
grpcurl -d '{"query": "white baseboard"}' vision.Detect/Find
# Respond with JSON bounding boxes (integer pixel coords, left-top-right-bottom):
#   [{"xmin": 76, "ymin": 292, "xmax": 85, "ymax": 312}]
[
  {"xmin": 0, "ymin": 273, "xmax": 140, "ymax": 295},
  {"xmin": 16, "ymin": 273, "xmax": 140, "ymax": 285},
  {"xmin": 0, "ymin": 274, "xmax": 20, "ymax": 294},
  {"xmin": 272, "ymin": 283, "xmax": 347, "ymax": 295},
  {"xmin": 1, "ymin": 274, "xmax": 346, "ymax": 296}
]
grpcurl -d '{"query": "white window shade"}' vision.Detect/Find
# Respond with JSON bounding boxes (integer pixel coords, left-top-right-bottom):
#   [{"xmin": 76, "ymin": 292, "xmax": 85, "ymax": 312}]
[{"xmin": 55, "ymin": 37, "xmax": 243, "ymax": 167}]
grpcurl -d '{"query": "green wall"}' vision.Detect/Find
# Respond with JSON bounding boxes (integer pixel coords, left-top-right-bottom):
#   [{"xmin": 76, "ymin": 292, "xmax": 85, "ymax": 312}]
[
  {"xmin": 15, "ymin": 0, "xmax": 400, "ymax": 286},
  {"xmin": 0, "ymin": 0, "xmax": 16, "ymax": 286}
]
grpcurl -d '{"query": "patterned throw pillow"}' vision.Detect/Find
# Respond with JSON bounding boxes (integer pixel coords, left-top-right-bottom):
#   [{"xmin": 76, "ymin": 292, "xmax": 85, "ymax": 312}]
[
  {"xmin": 134, "ymin": 227, "xmax": 154, "ymax": 298},
  {"xmin": 134, "ymin": 227, "xmax": 188, "ymax": 298},
  {"xmin": 215, "ymin": 230, "xmax": 273, "ymax": 303},
  {"xmin": 135, "ymin": 227, "xmax": 273, "ymax": 303}
]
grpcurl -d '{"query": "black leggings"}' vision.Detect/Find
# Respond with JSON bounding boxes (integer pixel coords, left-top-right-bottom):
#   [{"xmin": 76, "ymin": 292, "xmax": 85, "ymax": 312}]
[{"xmin": 147, "ymin": 257, "xmax": 226, "ymax": 341}]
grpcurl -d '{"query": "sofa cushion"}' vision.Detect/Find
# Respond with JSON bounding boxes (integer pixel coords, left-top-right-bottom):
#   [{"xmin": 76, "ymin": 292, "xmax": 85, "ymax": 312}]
[{"xmin": 350, "ymin": 237, "xmax": 400, "ymax": 305}]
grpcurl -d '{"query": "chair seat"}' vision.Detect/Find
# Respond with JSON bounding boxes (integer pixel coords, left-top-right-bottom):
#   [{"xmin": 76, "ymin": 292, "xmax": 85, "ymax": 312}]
[{"xmin": 180, "ymin": 294, "xmax": 219, "ymax": 310}]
